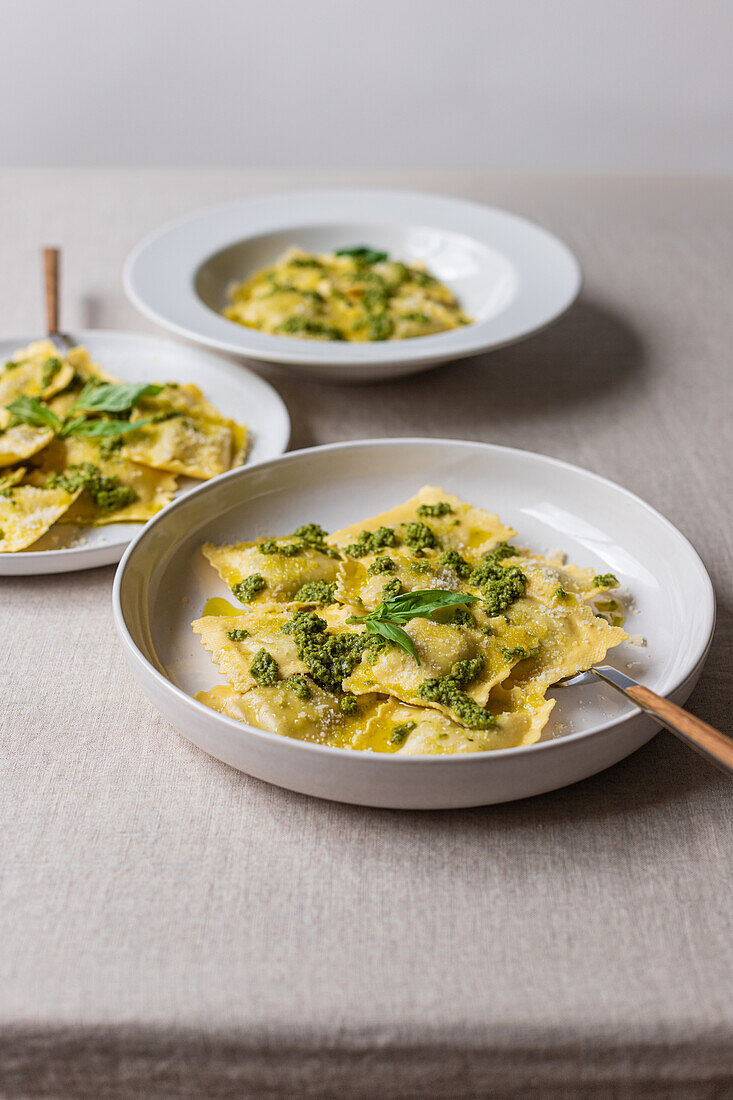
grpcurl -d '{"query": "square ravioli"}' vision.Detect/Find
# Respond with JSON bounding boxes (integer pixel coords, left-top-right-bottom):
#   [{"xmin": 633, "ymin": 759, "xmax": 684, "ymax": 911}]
[
  {"xmin": 196, "ymin": 684, "xmax": 383, "ymax": 749},
  {"xmin": 0, "ymin": 483, "xmax": 81, "ymax": 551},
  {"xmin": 192, "ymin": 489, "xmax": 631, "ymax": 754},
  {"xmin": 0, "ymin": 342, "xmax": 249, "ymax": 551}
]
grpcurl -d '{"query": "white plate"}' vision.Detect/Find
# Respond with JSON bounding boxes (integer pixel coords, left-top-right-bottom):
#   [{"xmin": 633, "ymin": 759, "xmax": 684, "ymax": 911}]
[
  {"xmin": 0, "ymin": 330, "xmax": 290, "ymax": 575},
  {"xmin": 113, "ymin": 439, "xmax": 714, "ymax": 809},
  {"xmin": 123, "ymin": 189, "xmax": 581, "ymax": 382}
]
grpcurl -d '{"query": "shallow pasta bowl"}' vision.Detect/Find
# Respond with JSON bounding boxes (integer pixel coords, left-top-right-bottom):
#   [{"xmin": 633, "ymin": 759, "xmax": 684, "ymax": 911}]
[
  {"xmin": 112, "ymin": 439, "xmax": 714, "ymax": 808},
  {"xmin": 123, "ymin": 189, "xmax": 581, "ymax": 382}
]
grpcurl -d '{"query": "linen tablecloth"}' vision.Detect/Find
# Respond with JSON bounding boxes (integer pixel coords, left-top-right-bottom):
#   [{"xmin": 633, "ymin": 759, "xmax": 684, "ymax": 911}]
[{"xmin": 1, "ymin": 170, "xmax": 731, "ymax": 1098}]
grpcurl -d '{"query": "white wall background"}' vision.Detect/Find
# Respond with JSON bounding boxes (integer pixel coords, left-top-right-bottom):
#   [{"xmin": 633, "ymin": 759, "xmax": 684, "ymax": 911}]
[{"xmin": 3, "ymin": 0, "xmax": 732, "ymax": 171}]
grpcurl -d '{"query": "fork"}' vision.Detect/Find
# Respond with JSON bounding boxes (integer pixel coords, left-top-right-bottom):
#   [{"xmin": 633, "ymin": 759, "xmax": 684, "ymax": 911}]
[
  {"xmin": 556, "ymin": 665, "xmax": 732, "ymax": 776},
  {"xmin": 43, "ymin": 247, "xmax": 74, "ymax": 355}
]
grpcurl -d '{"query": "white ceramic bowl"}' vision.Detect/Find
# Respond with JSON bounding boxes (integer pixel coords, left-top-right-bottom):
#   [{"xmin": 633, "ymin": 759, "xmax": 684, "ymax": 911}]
[
  {"xmin": 0, "ymin": 330, "xmax": 290, "ymax": 575},
  {"xmin": 123, "ymin": 189, "xmax": 581, "ymax": 382},
  {"xmin": 113, "ymin": 439, "xmax": 714, "ymax": 808}
]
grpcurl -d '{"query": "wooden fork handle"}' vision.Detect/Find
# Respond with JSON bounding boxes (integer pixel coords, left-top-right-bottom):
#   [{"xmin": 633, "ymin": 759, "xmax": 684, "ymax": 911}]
[
  {"xmin": 43, "ymin": 247, "xmax": 59, "ymax": 335},
  {"xmin": 624, "ymin": 684, "xmax": 733, "ymax": 774}
]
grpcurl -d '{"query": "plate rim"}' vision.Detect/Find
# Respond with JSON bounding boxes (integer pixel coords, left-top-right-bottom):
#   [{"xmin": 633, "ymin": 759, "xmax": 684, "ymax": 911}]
[
  {"xmin": 0, "ymin": 327, "xmax": 291, "ymax": 574},
  {"xmin": 112, "ymin": 436, "xmax": 716, "ymax": 764},
  {"xmin": 123, "ymin": 187, "xmax": 582, "ymax": 368}
]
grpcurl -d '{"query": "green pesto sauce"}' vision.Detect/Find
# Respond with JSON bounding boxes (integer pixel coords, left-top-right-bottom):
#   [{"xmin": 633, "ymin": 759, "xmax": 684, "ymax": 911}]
[
  {"xmin": 46, "ymin": 462, "xmax": 138, "ymax": 515},
  {"xmin": 285, "ymin": 673, "xmax": 312, "ymax": 700},
  {"xmin": 257, "ymin": 522, "xmax": 339, "ymax": 560},
  {"xmin": 293, "ymin": 522, "xmax": 329, "ymax": 545},
  {"xmin": 231, "ymin": 574, "xmax": 266, "ymax": 603},
  {"xmin": 469, "ymin": 558, "xmax": 526, "ymax": 617},
  {"xmin": 449, "ymin": 605, "xmax": 475, "ymax": 630},
  {"xmin": 404, "ymin": 521, "xmax": 438, "ymax": 551},
  {"xmin": 593, "ymin": 573, "xmax": 619, "ymax": 588},
  {"xmin": 294, "ymin": 523, "xmax": 341, "ymax": 558},
  {"xmin": 278, "ymin": 316, "xmax": 344, "ymax": 341},
  {"xmin": 500, "ymin": 644, "xmax": 540, "ymax": 662},
  {"xmin": 367, "ymin": 314, "xmax": 393, "ymax": 341},
  {"xmin": 344, "ymin": 526, "xmax": 398, "ymax": 558},
  {"xmin": 408, "ymin": 558, "xmax": 432, "ymax": 574},
  {"xmin": 258, "ymin": 539, "xmax": 302, "ymax": 557},
  {"xmin": 367, "ymin": 555, "xmax": 396, "ymax": 576},
  {"xmin": 486, "ymin": 541, "xmax": 517, "ymax": 562},
  {"xmin": 417, "ymin": 501, "xmax": 452, "ymax": 518},
  {"xmin": 390, "ymin": 720, "xmax": 416, "ymax": 746},
  {"xmin": 283, "ymin": 610, "xmax": 380, "ymax": 693},
  {"xmin": 287, "ymin": 256, "xmax": 323, "ymax": 268},
  {"xmin": 250, "ymin": 648, "xmax": 279, "ymax": 686},
  {"xmin": 381, "ymin": 578, "xmax": 402, "ymax": 599},
  {"xmin": 418, "ymin": 657, "xmax": 495, "ymax": 729},
  {"xmin": 293, "ymin": 580, "xmax": 337, "ymax": 604},
  {"xmin": 225, "ymin": 628, "xmax": 250, "ymax": 642},
  {"xmin": 98, "ymin": 436, "xmax": 125, "ymax": 459},
  {"xmin": 41, "ymin": 356, "xmax": 63, "ymax": 389},
  {"xmin": 438, "ymin": 548, "xmax": 471, "ymax": 579},
  {"xmin": 339, "ymin": 694, "xmax": 358, "ymax": 715}
]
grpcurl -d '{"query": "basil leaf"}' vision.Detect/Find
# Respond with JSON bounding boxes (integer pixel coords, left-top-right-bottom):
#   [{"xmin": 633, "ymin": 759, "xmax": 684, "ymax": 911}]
[
  {"xmin": 365, "ymin": 618, "xmax": 419, "ymax": 663},
  {"xmin": 72, "ymin": 381, "xmax": 163, "ymax": 414},
  {"xmin": 377, "ymin": 589, "xmax": 478, "ymax": 623},
  {"xmin": 4, "ymin": 396, "xmax": 61, "ymax": 431},
  {"xmin": 63, "ymin": 415, "xmax": 156, "ymax": 439},
  {"xmin": 347, "ymin": 590, "xmax": 478, "ymax": 663},
  {"xmin": 335, "ymin": 246, "xmax": 389, "ymax": 265}
]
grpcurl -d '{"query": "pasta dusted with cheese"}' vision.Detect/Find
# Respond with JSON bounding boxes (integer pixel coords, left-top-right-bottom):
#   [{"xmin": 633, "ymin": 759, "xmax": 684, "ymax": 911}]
[
  {"xmin": 192, "ymin": 488, "xmax": 628, "ymax": 755},
  {"xmin": 0, "ymin": 341, "xmax": 249, "ymax": 552}
]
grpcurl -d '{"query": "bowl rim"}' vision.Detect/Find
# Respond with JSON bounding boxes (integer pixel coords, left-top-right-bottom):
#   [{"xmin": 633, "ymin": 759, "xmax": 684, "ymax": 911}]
[
  {"xmin": 112, "ymin": 437, "xmax": 715, "ymax": 765},
  {"xmin": 122, "ymin": 187, "xmax": 582, "ymax": 368}
]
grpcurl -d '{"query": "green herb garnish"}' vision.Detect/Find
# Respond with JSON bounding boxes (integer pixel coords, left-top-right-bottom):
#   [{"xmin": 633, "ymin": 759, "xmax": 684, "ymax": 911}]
[
  {"xmin": 5, "ymin": 396, "xmax": 61, "ymax": 431},
  {"xmin": 59, "ymin": 415, "xmax": 156, "ymax": 440},
  {"xmin": 346, "ymin": 589, "xmax": 478, "ymax": 664},
  {"xmin": 335, "ymin": 246, "xmax": 389, "ymax": 265},
  {"xmin": 71, "ymin": 381, "xmax": 163, "ymax": 415}
]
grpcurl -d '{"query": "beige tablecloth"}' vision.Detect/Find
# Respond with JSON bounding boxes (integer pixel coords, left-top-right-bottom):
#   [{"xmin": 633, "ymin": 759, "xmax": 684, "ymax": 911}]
[{"xmin": 0, "ymin": 170, "xmax": 731, "ymax": 1098}]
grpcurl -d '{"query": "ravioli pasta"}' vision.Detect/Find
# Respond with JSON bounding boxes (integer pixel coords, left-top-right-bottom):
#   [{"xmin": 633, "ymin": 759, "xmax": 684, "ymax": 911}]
[
  {"xmin": 192, "ymin": 487, "xmax": 628, "ymax": 755},
  {"xmin": 0, "ymin": 341, "xmax": 249, "ymax": 552},
  {"xmin": 223, "ymin": 246, "xmax": 471, "ymax": 342}
]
